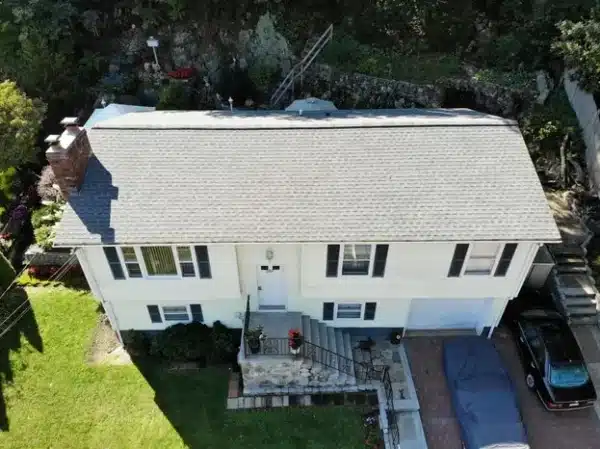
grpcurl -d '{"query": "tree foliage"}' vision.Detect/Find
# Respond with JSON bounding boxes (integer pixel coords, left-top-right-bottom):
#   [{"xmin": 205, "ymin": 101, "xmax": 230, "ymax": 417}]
[
  {"xmin": 0, "ymin": 81, "xmax": 46, "ymax": 170},
  {"xmin": 554, "ymin": 10, "xmax": 600, "ymax": 92}
]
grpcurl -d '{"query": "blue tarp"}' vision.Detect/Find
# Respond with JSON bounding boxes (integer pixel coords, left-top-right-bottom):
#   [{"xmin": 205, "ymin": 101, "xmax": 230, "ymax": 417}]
[{"xmin": 443, "ymin": 337, "xmax": 529, "ymax": 449}]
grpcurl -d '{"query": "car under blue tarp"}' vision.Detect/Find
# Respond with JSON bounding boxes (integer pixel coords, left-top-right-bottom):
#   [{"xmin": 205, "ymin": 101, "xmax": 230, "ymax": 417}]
[{"xmin": 443, "ymin": 336, "xmax": 530, "ymax": 449}]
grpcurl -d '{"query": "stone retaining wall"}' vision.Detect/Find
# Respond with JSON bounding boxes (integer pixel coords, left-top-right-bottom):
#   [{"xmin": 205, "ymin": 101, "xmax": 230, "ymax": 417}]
[{"xmin": 240, "ymin": 356, "xmax": 345, "ymax": 393}]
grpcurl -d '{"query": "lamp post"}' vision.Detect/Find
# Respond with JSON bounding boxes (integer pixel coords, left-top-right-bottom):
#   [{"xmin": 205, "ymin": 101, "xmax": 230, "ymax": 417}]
[{"xmin": 146, "ymin": 36, "xmax": 160, "ymax": 69}]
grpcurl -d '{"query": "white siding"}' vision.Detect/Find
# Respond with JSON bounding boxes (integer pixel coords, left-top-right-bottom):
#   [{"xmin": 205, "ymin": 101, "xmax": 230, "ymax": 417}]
[
  {"xmin": 81, "ymin": 245, "xmax": 243, "ymax": 330},
  {"xmin": 82, "ymin": 240, "xmax": 539, "ymax": 332},
  {"xmin": 301, "ymin": 242, "xmax": 537, "ymax": 300}
]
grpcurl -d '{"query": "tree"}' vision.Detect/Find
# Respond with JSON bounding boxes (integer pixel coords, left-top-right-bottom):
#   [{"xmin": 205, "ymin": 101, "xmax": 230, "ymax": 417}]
[
  {"xmin": 553, "ymin": 10, "xmax": 600, "ymax": 92},
  {"xmin": 0, "ymin": 81, "xmax": 46, "ymax": 170}
]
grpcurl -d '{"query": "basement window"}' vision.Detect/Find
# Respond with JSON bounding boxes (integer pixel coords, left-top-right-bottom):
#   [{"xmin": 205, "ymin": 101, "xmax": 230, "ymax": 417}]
[{"xmin": 336, "ymin": 303, "xmax": 362, "ymax": 319}]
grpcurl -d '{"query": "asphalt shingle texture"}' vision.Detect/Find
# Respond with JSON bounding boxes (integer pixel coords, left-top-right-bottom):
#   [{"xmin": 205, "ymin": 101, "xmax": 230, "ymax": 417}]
[{"xmin": 54, "ymin": 112, "xmax": 560, "ymax": 246}]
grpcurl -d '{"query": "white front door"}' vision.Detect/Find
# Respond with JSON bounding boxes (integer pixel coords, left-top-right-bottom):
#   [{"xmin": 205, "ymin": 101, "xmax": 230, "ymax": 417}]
[{"xmin": 257, "ymin": 265, "xmax": 287, "ymax": 310}]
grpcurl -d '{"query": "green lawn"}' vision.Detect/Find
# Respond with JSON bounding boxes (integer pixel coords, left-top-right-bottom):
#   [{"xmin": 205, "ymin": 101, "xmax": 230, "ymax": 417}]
[{"xmin": 0, "ymin": 287, "xmax": 364, "ymax": 449}]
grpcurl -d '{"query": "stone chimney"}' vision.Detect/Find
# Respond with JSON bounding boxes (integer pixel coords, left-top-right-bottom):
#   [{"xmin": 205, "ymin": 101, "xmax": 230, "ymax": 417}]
[{"xmin": 45, "ymin": 117, "xmax": 91, "ymax": 200}]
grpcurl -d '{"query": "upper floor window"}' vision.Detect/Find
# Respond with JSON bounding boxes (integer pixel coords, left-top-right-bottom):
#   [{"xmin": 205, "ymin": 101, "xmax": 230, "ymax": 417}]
[
  {"xmin": 103, "ymin": 245, "xmax": 212, "ymax": 280},
  {"xmin": 326, "ymin": 244, "xmax": 389, "ymax": 277},
  {"xmin": 448, "ymin": 242, "xmax": 517, "ymax": 277},
  {"xmin": 142, "ymin": 246, "xmax": 177, "ymax": 276},
  {"xmin": 121, "ymin": 247, "xmax": 142, "ymax": 278}
]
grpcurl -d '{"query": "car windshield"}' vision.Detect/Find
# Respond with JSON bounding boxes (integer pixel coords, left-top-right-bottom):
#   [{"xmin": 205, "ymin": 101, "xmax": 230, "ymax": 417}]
[{"xmin": 548, "ymin": 363, "xmax": 589, "ymax": 388}]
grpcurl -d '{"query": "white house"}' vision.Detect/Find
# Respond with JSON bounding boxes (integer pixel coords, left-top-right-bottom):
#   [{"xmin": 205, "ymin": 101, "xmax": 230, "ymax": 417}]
[{"xmin": 48, "ymin": 108, "xmax": 560, "ymax": 343}]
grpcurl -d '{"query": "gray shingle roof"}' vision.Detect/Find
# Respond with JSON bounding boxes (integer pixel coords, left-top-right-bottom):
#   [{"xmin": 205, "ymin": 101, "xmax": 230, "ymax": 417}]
[{"xmin": 53, "ymin": 109, "xmax": 560, "ymax": 246}]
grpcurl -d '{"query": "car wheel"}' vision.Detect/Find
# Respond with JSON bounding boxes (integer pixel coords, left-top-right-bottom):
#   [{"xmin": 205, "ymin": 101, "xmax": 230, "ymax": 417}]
[{"xmin": 526, "ymin": 373, "xmax": 535, "ymax": 389}]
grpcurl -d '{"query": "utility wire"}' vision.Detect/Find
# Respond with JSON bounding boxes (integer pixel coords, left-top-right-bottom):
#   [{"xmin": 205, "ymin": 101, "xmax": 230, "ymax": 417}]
[{"xmin": 0, "ymin": 252, "xmax": 79, "ymax": 339}]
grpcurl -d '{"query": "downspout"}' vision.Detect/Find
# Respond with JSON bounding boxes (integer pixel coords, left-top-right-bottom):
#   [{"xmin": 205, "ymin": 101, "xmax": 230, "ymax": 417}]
[{"xmin": 76, "ymin": 247, "xmax": 123, "ymax": 344}]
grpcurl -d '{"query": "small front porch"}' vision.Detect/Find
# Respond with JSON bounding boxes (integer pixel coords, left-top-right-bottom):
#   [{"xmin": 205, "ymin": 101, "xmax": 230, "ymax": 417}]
[{"xmin": 238, "ymin": 309, "xmax": 428, "ymax": 449}]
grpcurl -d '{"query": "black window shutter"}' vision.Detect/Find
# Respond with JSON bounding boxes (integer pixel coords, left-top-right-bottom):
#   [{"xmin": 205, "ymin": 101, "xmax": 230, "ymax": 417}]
[
  {"xmin": 372, "ymin": 245, "xmax": 389, "ymax": 277},
  {"xmin": 448, "ymin": 244, "xmax": 469, "ymax": 277},
  {"xmin": 323, "ymin": 302, "xmax": 334, "ymax": 321},
  {"xmin": 326, "ymin": 245, "xmax": 340, "ymax": 277},
  {"xmin": 364, "ymin": 302, "xmax": 377, "ymax": 320},
  {"xmin": 103, "ymin": 247, "xmax": 125, "ymax": 280},
  {"xmin": 494, "ymin": 243, "xmax": 518, "ymax": 277},
  {"xmin": 194, "ymin": 246, "xmax": 212, "ymax": 279},
  {"xmin": 190, "ymin": 304, "xmax": 204, "ymax": 322},
  {"xmin": 147, "ymin": 305, "xmax": 162, "ymax": 323}
]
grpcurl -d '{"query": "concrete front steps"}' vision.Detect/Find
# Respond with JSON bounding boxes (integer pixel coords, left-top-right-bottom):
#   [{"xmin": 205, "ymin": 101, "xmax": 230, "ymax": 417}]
[
  {"xmin": 548, "ymin": 244, "xmax": 600, "ymax": 325},
  {"xmin": 301, "ymin": 315, "xmax": 359, "ymax": 387}
]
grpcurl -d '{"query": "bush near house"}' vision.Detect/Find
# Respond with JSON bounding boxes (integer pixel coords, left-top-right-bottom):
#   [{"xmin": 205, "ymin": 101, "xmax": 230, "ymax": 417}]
[{"xmin": 123, "ymin": 321, "xmax": 240, "ymax": 365}]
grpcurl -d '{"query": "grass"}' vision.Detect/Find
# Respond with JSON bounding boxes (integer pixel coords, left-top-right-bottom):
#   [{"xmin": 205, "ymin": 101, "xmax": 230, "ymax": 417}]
[{"xmin": 0, "ymin": 287, "xmax": 364, "ymax": 449}]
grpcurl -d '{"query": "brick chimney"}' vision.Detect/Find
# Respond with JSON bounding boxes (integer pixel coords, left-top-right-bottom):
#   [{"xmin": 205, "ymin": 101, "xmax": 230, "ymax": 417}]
[{"xmin": 45, "ymin": 117, "xmax": 92, "ymax": 200}]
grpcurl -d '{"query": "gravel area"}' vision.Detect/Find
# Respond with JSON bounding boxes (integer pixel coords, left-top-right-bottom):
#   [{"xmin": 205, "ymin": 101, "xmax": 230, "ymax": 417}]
[
  {"xmin": 86, "ymin": 315, "xmax": 120, "ymax": 365},
  {"xmin": 406, "ymin": 331, "xmax": 600, "ymax": 449}
]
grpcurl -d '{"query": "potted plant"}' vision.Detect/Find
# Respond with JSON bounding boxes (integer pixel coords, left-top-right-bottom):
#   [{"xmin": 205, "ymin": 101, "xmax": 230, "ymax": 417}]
[
  {"xmin": 245, "ymin": 325, "xmax": 264, "ymax": 354},
  {"xmin": 288, "ymin": 328, "xmax": 303, "ymax": 355}
]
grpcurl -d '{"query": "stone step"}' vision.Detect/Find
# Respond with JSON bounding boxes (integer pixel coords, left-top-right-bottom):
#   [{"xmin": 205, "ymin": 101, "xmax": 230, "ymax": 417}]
[
  {"xmin": 566, "ymin": 304, "xmax": 598, "ymax": 317},
  {"xmin": 343, "ymin": 332, "xmax": 356, "ymax": 384},
  {"xmin": 556, "ymin": 264, "xmax": 589, "ymax": 275},
  {"xmin": 563, "ymin": 295, "xmax": 599, "ymax": 307},
  {"xmin": 319, "ymin": 321, "xmax": 329, "ymax": 352},
  {"xmin": 310, "ymin": 318, "xmax": 320, "ymax": 348},
  {"xmin": 327, "ymin": 326, "xmax": 339, "ymax": 373},
  {"xmin": 549, "ymin": 244, "xmax": 586, "ymax": 258},
  {"xmin": 569, "ymin": 315, "xmax": 599, "ymax": 326},
  {"xmin": 301, "ymin": 315, "xmax": 311, "ymax": 344},
  {"xmin": 556, "ymin": 274, "xmax": 597, "ymax": 298},
  {"xmin": 555, "ymin": 255, "xmax": 587, "ymax": 266}
]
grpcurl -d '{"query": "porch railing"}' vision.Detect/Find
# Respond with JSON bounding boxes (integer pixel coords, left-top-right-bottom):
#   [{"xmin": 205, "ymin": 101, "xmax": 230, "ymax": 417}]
[{"xmin": 382, "ymin": 367, "xmax": 400, "ymax": 449}]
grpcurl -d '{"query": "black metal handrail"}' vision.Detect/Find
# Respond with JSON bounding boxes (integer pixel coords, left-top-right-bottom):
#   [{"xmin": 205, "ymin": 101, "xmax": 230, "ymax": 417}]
[{"xmin": 382, "ymin": 367, "xmax": 400, "ymax": 449}]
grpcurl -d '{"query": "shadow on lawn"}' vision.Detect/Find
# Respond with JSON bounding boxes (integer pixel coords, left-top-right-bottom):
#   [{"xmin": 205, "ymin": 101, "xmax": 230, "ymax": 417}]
[
  {"xmin": 0, "ymin": 287, "xmax": 43, "ymax": 431},
  {"xmin": 131, "ymin": 356, "xmax": 231, "ymax": 448}
]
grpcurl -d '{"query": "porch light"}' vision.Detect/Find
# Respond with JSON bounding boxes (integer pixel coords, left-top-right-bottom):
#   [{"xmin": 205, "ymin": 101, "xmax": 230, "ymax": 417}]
[{"xmin": 266, "ymin": 248, "xmax": 274, "ymax": 261}]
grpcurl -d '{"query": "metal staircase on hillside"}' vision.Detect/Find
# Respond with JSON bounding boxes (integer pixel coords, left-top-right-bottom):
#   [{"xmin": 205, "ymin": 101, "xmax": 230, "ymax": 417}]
[
  {"xmin": 547, "ymin": 244, "xmax": 600, "ymax": 325},
  {"xmin": 270, "ymin": 24, "xmax": 333, "ymax": 108}
]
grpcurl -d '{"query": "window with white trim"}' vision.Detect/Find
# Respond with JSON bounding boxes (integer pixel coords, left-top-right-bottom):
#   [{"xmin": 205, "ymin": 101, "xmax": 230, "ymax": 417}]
[
  {"xmin": 176, "ymin": 246, "xmax": 195, "ymax": 277},
  {"xmin": 342, "ymin": 244, "xmax": 371, "ymax": 275},
  {"xmin": 141, "ymin": 246, "xmax": 177, "ymax": 276},
  {"xmin": 162, "ymin": 306, "xmax": 190, "ymax": 321},
  {"xmin": 463, "ymin": 242, "xmax": 500, "ymax": 275},
  {"xmin": 121, "ymin": 247, "xmax": 142, "ymax": 278},
  {"xmin": 336, "ymin": 303, "xmax": 362, "ymax": 319}
]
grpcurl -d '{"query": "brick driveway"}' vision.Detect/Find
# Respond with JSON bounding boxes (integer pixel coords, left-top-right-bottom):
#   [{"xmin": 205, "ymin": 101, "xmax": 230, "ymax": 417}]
[{"xmin": 406, "ymin": 332, "xmax": 600, "ymax": 449}]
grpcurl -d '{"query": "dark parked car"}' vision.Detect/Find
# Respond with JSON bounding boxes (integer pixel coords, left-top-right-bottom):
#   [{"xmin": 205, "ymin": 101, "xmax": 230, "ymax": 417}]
[
  {"xmin": 443, "ymin": 337, "xmax": 529, "ymax": 449},
  {"xmin": 510, "ymin": 307, "xmax": 597, "ymax": 410}
]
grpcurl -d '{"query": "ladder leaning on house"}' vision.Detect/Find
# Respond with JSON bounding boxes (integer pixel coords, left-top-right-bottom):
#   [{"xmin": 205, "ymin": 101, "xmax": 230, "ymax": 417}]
[{"xmin": 269, "ymin": 24, "xmax": 334, "ymax": 108}]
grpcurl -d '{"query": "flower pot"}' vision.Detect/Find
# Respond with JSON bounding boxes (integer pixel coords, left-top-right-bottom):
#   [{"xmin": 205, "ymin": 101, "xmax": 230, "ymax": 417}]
[
  {"xmin": 247, "ymin": 339, "xmax": 261, "ymax": 354},
  {"xmin": 290, "ymin": 347, "xmax": 300, "ymax": 355}
]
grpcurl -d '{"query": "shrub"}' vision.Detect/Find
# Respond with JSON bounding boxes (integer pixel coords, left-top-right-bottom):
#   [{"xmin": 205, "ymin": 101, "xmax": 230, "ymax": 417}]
[
  {"xmin": 152, "ymin": 322, "xmax": 212, "ymax": 362},
  {"xmin": 211, "ymin": 320, "xmax": 236, "ymax": 363},
  {"xmin": 0, "ymin": 250, "xmax": 15, "ymax": 293},
  {"xmin": 122, "ymin": 331, "xmax": 151, "ymax": 356},
  {"xmin": 156, "ymin": 82, "xmax": 194, "ymax": 110},
  {"xmin": 36, "ymin": 166, "xmax": 62, "ymax": 202},
  {"xmin": 125, "ymin": 321, "xmax": 239, "ymax": 364}
]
